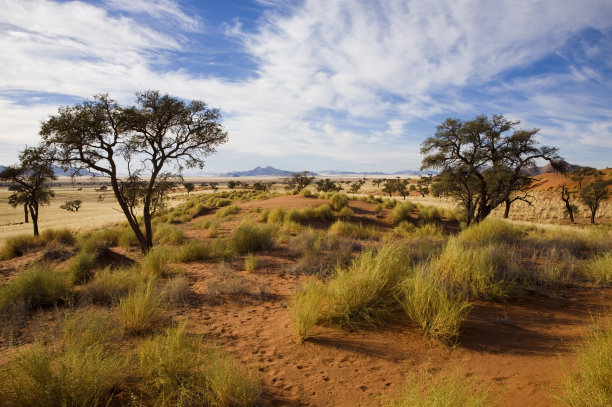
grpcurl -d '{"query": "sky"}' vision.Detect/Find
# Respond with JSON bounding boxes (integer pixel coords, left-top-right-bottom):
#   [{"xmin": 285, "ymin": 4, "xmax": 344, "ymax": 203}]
[{"xmin": 0, "ymin": 0, "xmax": 611, "ymax": 173}]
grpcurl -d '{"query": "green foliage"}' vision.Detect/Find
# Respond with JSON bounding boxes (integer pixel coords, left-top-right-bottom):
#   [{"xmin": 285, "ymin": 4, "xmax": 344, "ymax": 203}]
[
  {"xmin": 329, "ymin": 193, "xmax": 349, "ymax": 210},
  {"xmin": 300, "ymin": 188, "xmax": 314, "ymax": 197},
  {"xmin": 314, "ymin": 178, "xmax": 341, "ymax": 193},
  {"xmin": 417, "ymin": 205, "xmax": 441, "ymax": 223},
  {"xmin": 0, "ymin": 265, "xmax": 72, "ymax": 312},
  {"xmin": 267, "ymin": 206, "xmax": 286, "ymax": 224},
  {"xmin": 285, "ymin": 171, "xmax": 314, "ymax": 192},
  {"xmin": 59, "ymin": 199, "xmax": 82, "ymax": 212},
  {"xmin": 389, "ymin": 202, "xmax": 416, "ymax": 225},
  {"xmin": 232, "ymin": 222, "xmax": 275, "ymax": 254}
]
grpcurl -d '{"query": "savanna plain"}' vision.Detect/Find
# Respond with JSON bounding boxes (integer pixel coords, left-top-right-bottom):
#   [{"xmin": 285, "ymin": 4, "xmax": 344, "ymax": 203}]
[{"xmin": 0, "ymin": 177, "xmax": 611, "ymax": 407}]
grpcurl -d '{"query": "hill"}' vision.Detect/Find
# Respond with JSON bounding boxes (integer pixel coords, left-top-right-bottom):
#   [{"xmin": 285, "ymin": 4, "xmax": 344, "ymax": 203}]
[{"xmin": 223, "ymin": 166, "xmax": 317, "ymax": 177}]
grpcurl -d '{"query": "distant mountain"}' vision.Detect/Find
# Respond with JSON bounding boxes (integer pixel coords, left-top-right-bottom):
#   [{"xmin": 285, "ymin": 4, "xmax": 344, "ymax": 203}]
[
  {"xmin": 528, "ymin": 161, "xmax": 581, "ymax": 176},
  {"xmin": 0, "ymin": 164, "xmax": 96, "ymax": 177},
  {"xmin": 223, "ymin": 166, "xmax": 317, "ymax": 177}
]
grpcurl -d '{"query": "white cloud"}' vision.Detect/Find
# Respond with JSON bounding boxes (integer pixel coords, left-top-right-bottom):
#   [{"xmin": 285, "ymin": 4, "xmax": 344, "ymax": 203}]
[{"xmin": 0, "ymin": 0, "xmax": 611, "ymax": 170}]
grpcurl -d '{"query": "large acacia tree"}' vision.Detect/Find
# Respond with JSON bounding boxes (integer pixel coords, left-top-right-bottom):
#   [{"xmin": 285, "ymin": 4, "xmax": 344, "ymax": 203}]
[
  {"xmin": 0, "ymin": 146, "xmax": 56, "ymax": 236},
  {"xmin": 41, "ymin": 91, "xmax": 228, "ymax": 253},
  {"xmin": 421, "ymin": 114, "xmax": 563, "ymax": 225}
]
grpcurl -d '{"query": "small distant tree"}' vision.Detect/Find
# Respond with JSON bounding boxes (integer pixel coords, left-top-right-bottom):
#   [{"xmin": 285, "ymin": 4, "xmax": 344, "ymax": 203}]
[
  {"xmin": 209, "ymin": 182, "xmax": 218, "ymax": 191},
  {"xmin": 557, "ymin": 184, "xmax": 577, "ymax": 223},
  {"xmin": 227, "ymin": 180, "xmax": 238, "ymax": 189},
  {"xmin": 200, "ymin": 182, "xmax": 208, "ymax": 188},
  {"xmin": 394, "ymin": 178, "xmax": 410, "ymax": 200},
  {"xmin": 381, "ymin": 179, "xmax": 397, "ymax": 197},
  {"xmin": 580, "ymin": 174, "xmax": 611, "ymax": 224},
  {"xmin": 252, "ymin": 181, "xmax": 270, "ymax": 192},
  {"xmin": 285, "ymin": 171, "xmax": 314, "ymax": 191},
  {"xmin": 41, "ymin": 91, "xmax": 228, "ymax": 253},
  {"xmin": 372, "ymin": 178, "xmax": 385, "ymax": 188},
  {"xmin": 0, "ymin": 146, "xmax": 56, "ymax": 236},
  {"xmin": 349, "ymin": 179, "xmax": 366, "ymax": 194},
  {"xmin": 571, "ymin": 167, "xmax": 598, "ymax": 189},
  {"xmin": 315, "ymin": 178, "xmax": 341, "ymax": 192},
  {"xmin": 414, "ymin": 176, "xmax": 431, "ymax": 197},
  {"xmin": 183, "ymin": 182, "xmax": 195, "ymax": 195},
  {"xmin": 60, "ymin": 199, "xmax": 82, "ymax": 212}
]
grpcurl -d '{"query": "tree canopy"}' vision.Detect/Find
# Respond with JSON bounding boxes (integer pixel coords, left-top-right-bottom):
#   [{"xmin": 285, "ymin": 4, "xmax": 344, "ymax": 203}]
[
  {"xmin": 421, "ymin": 114, "xmax": 563, "ymax": 225},
  {"xmin": 41, "ymin": 91, "xmax": 228, "ymax": 252}
]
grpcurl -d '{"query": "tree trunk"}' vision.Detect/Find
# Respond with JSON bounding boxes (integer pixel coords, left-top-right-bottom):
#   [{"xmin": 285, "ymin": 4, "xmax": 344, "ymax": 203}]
[
  {"xmin": 503, "ymin": 199, "xmax": 511, "ymax": 219},
  {"xmin": 24, "ymin": 204, "xmax": 29, "ymax": 223},
  {"xmin": 590, "ymin": 210, "xmax": 596, "ymax": 224},
  {"xmin": 30, "ymin": 204, "xmax": 38, "ymax": 236},
  {"xmin": 143, "ymin": 210, "xmax": 153, "ymax": 252},
  {"xmin": 110, "ymin": 176, "xmax": 148, "ymax": 253}
]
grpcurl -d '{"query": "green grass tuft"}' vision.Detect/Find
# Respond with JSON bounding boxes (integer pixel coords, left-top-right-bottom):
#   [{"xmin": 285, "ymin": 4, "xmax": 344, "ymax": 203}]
[{"xmin": 232, "ymin": 222, "xmax": 275, "ymax": 254}]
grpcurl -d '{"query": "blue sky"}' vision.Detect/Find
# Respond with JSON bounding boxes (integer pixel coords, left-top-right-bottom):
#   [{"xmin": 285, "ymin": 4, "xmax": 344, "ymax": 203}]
[{"xmin": 0, "ymin": 0, "xmax": 611, "ymax": 173}]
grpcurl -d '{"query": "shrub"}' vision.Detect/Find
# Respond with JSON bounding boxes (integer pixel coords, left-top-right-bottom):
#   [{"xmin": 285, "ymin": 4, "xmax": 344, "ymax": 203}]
[
  {"xmin": 557, "ymin": 323, "xmax": 612, "ymax": 407},
  {"xmin": 81, "ymin": 267, "xmax": 145, "ymax": 304},
  {"xmin": 418, "ymin": 205, "xmax": 441, "ymax": 223},
  {"xmin": 381, "ymin": 370, "xmax": 489, "ymax": 407},
  {"xmin": 68, "ymin": 250, "xmax": 98, "ymax": 284},
  {"xmin": 154, "ymin": 223, "xmax": 184, "ymax": 245},
  {"xmin": 398, "ymin": 270, "xmax": 471, "ymax": 344},
  {"xmin": 244, "ymin": 253, "xmax": 258, "ymax": 273},
  {"xmin": 217, "ymin": 205, "xmax": 239, "ymax": 218},
  {"xmin": 338, "ymin": 206, "xmax": 354, "ymax": 221},
  {"xmin": 291, "ymin": 281, "xmax": 326, "ymax": 342},
  {"xmin": 431, "ymin": 238, "xmax": 520, "ymax": 300},
  {"xmin": 0, "ymin": 234, "xmax": 42, "ymax": 260},
  {"xmin": 301, "ymin": 188, "xmax": 313, "ymax": 198},
  {"xmin": 118, "ymin": 282, "xmax": 162, "ymax": 335},
  {"xmin": 0, "ymin": 265, "xmax": 72, "ymax": 311},
  {"xmin": 63, "ymin": 307, "xmax": 121, "ymax": 348},
  {"xmin": 328, "ymin": 220, "xmax": 379, "ymax": 240},
  {"xmin": 213, "ymin": 198, "xmax": 232, "ymax": 208},
  {"xmin": 329, "ymin": 193, "xmax": 349, "ymax": 210},
  {"xmin": 141, "ymin": 246, "xmax": 179, "ymax": 278},
  {"xmin": 232, "ymin": 223, "xmax": 275, "ymax": 254},
  {"xmin": 267, "ymin": 207, "xmax": 286, "ymax": 224},
  {"xmin": 389, "ymin": 202, "xmax": 416, "ymax": 225},
  {"xmin": 40, "ymin": 228, "xmax": 76, "ymax": 245},
  {"xmin": 173, "ymin": 240, "xmax": 235, "ymax": 263},
  {"xmin": 290, "ymin": 245, "xmax": 411, "ymax": 339},
  {"xmin": 581, "ymin": 251, "xmax": 612, "ymax": 285},
  {"xmin": 138, "ymin": 321, "xmax": 261, "ymax": 406},
  {"xmin": 0, "ymin": 342, "xmax": 123, "ymax": 407},
  {"xmin": 160, "ymin": 276, "xmax": 191, "ymax": 304},
  {"xmin": 458, "ymin": 218, "xmax": 526, "ymax": 245}
]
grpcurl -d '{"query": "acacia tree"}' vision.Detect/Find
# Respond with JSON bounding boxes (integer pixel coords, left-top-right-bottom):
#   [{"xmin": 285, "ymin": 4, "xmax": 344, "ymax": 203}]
[
  {"xmin": 421, "ymin": 115, "xmax": 562, "ymax": 225},
  {"xmin": 580, "ymin": 174, "xmax": 611, "ymax": 224},
  {"xmin": 0, "ymin": 146, "xmax": 56, "ymax": 236},
  {"xmin": 314, "ymin": 178, "xmax": 341, "ymax": 193},
  {"xmin": 41, "ymin": 91, "xmax": 228, "ymax": 253},
  {"xmin": 285, "ymin": 171, "xmax": 315, "ymax": 191}
]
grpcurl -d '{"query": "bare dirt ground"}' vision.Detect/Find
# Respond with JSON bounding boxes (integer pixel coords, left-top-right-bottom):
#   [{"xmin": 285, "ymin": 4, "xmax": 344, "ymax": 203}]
[
  {"xmin": 1, "ymin": 194, "xmax": 611, "ymax": 406},
  {"xmin": 179, "ymin": 195, "xmax": 612, "ymax": 406}
]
